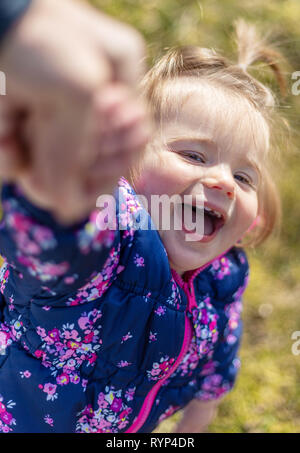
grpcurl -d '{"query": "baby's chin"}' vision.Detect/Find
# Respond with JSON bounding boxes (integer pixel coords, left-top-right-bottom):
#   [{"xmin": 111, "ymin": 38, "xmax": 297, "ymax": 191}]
[
  {"xmin": 162, "ymin": 237, "xmax": 215, "ymax": 276},
  {"xmin": 160, "ymin": 228, "xmax": 235, "ymax": 276}
]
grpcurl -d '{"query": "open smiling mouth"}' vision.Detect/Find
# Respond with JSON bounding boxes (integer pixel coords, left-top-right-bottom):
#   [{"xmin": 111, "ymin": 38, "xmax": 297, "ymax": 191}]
[{"xmin": 180, "ymin": 203, "xmax": 226, "ymax": 242}]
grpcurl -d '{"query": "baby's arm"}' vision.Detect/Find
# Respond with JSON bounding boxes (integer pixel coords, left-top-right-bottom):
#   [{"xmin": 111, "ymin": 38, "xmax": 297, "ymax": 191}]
[
  {"xmin": 173, "ymin": 398, "xmax": 220, "ymax": 433},
  {"xmin": 0, "ymin": 183, "xmax": 121, "ymax": 300},
  {"xmin": 0, "ymin": 76, "xmax": 148, "ymax": 299}
]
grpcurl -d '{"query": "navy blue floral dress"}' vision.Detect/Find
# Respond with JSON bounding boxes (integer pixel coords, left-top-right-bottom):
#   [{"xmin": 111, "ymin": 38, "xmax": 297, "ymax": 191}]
[{"xmin": 0, "ymin": 178, "xmax": 249, "ymax": 432}]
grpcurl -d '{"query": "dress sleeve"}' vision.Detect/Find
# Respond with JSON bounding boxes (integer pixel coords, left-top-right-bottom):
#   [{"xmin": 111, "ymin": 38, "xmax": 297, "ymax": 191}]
[
  {"xmin": 0, "ymin": 183, "xmax": 121, "ymax": 299},
  {"xmin": 0, "ymin": 0, "xmax": 31, "ymax": 41},
  {"xmin": 194, "ymin": 250, "xmax": 248, "ymax": 401}
]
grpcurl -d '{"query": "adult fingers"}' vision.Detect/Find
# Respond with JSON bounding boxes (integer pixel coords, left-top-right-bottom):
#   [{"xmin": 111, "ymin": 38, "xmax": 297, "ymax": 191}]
[{"xmin": 0, "ymin": 101, "xmax": 28, "ymax": 180}]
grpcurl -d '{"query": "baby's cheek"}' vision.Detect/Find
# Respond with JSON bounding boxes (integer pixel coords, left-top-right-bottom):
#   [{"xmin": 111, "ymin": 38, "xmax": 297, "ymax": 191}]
[
  {"xmin": 238, "ymin": 195, "xmax": 258, "ymax": 233},
  {"xmin": 156, "ymin": 156, "xmax": 196, "ymax": 195},
  {"xmin": 137, "ymin": 160, "xmax": 190, "ymax": 197}
]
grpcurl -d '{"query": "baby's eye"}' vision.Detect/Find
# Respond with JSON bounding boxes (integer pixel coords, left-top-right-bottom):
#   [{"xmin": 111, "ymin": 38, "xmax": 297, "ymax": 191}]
[
  {"xmin": 181, "ymin": 151, "xmax": 206, "ymax": 163},
  {"xmin": 234, "ymin": 173, "xmax": 255, "ymax": 188}
]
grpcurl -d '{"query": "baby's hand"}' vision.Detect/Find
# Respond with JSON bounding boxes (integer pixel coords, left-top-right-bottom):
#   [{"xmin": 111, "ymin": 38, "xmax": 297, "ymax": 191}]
[{"xmin": 173, "ymin": 398, "xmax": 220, "ymax": 433}]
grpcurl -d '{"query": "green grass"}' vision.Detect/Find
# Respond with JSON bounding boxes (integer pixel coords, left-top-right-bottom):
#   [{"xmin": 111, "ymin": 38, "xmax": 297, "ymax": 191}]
[{"xmin": 87, "ymin": 0, "xmax": 300, "ymax": 432}]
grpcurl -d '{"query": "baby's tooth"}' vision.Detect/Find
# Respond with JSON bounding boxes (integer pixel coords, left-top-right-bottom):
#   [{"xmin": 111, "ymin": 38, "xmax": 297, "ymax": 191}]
[{"xmin": 204, "ymin": 206, "xmax": 223, "ymax": 218}]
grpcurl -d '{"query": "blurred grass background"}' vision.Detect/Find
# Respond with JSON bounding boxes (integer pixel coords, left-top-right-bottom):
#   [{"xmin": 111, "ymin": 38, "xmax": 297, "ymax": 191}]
[{"xmin": 87, "ymin": 0, "xmax": 300, "ymax": 432}]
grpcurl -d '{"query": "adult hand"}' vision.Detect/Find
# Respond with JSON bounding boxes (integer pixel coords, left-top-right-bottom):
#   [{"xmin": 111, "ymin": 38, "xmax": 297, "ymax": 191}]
[{"xmin": 0, "ymin": 0, "xmax": 149, "ymax": 223}]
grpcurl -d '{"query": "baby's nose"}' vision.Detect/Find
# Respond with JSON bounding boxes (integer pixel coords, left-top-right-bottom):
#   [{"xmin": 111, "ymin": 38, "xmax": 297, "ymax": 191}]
[
  {"xmin": 203, "ymin": 172, "xmax": 235, "ymax": 200},
  {"xmin": 210, "ymin": 184, "xmax": 234, "ymax": 199}
]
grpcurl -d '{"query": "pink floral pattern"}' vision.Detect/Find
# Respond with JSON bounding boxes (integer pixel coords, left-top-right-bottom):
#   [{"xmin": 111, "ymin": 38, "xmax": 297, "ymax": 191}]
[
  {"xmin": 0, "ymin": 323, "xmax": 13, "ymax": 356},
  {"xmin": 133, "ymin": 254, "xmax": 145, "ymax": 267},
  {"xmin": 166, "ymin": 278, "xmax": 182, "ymax": 309},
  {"xmin": 76, "ymin": 385, "xmax": 136, "ymax": 433},
  {"xmin": 0, "ymin": 395, "xmax": 16, "ymax": 433},
  {"xmin": 3, "ymin": 202, "xmax": 69, "ymax": 282},
  {"xmin": 35, "ymin": 308, "xmax": 103, "ymax": 400},
  {"xmin": 76, "ymin": 211, "xmax": 116, "ymax": 255},
  {"xmin": 65, "ymin": 246, "xmax": 121, "ymax": 306},
  {"xmin": 170, "ymin": 264, "xmax": 246, "ymax": 402},
  {"xmin": 0, "ymin": 262, "xmax": 9, "ymax": 294},
  {"xmin": 118, "ymin": 177, "xmax": 144, "ymax": 230},
  {"xmin": 173, "ymin": 338, "xmax": 200, "ymax": 377},
  {"xmin": 210, "ymin": 256, "xmax": 231, "ymax": 280},
  {"xmin": 195, "ymin": 373, "xmax": 232, "ymax": 400},
  {"xmin": 147, "ymin": 356, "xmax": 176, "ymax": 381},
  {"xmin": 191, "ymin": 296, "xmax": 219, "ymax": 359}
]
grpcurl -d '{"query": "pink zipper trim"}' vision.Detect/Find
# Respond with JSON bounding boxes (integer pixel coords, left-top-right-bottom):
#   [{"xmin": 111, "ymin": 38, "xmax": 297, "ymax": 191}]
[
  {"xmin": 125, "ymin": 314, "xmax": 193, "ymax": 433},
  {"xmin": 172, "ymin": 248, "xmax": 231, "ymax": 311},
  {"xmin": 125, "ymin": 247, "xmax": 232, "ymax": 433}
]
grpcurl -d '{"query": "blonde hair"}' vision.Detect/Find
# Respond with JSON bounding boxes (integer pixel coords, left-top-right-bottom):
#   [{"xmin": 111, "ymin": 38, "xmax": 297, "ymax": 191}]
[{"xmin": 137, "ymin": 19, "xmax": 288, "ymax": 247}]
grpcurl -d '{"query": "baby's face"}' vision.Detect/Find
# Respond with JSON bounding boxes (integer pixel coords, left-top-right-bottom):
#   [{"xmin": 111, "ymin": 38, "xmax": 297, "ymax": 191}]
[{"xmin": 134, "ymin": 81, "xmax": 266, "ymax": 275}]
